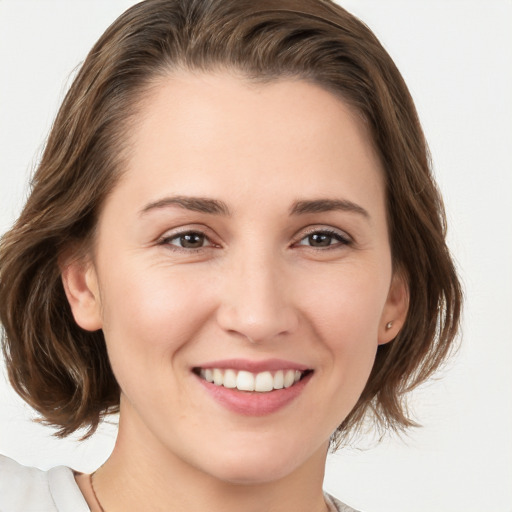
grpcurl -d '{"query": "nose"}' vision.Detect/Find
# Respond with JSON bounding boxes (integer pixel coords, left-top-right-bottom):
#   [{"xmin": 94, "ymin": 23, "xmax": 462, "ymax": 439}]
[{"xmin": 216, "ymin": 251, "xmax": 299, "ymax": 344}]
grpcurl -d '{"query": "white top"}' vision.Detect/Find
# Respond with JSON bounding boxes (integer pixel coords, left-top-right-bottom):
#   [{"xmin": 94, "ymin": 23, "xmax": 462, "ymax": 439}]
[
  {"xmin": 0, "ymin": 455, "xmax": 89, "ymax": 511},
  {"xmin": 0, "ymin": 455, "xmax": 358, "ymax": 512}
]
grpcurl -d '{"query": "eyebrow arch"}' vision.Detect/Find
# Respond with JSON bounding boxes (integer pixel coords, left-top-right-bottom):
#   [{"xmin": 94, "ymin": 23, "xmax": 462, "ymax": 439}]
[
  {"xmin": 289, "ymin": 198, "xmax": 370, "ymax": 219},
  {"xmin": 140, "ymin": 196, "xmax": 231, "ymax": 216}
]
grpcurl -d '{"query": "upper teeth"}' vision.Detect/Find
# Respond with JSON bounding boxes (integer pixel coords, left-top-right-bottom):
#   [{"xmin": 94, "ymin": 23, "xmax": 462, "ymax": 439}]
[{"xmin": 199, "ymin": 368, "xmax": 303, "ymax": 393}]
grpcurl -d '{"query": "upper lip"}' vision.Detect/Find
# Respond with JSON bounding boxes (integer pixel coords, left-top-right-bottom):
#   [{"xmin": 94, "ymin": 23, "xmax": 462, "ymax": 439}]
[{"xmin": 193, "ymin": 358, "xmax": 311, "ymax": 373}]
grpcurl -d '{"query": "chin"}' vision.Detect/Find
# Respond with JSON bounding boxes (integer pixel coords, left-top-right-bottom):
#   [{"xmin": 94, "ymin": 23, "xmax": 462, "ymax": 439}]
[
  {"xmin": 211, "ymin": 461, "xmax": 297, "ymax": 486},
  {"xmin": 196, "ymin": 438, "xmax": 323, "ymax": 486}
]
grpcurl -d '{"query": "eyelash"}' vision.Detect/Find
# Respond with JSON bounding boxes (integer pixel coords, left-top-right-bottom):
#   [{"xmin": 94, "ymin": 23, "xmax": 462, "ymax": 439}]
[
  {"xmin": 158, "ymin": 230, "xmax": 216, "ymax": 252},
  {"xmin": 295, "ymin": 228, "xmax": 352, "ymax": 249},
  {"xmin": 158, "ymin": 227, "xmax": 352, "ymax": 253}
]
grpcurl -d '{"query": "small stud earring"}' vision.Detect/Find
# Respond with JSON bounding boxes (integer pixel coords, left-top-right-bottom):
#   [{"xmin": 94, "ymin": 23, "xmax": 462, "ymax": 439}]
[{"xmin": 386, "ymin": 321, "xmax": 393, "ymax": 330}]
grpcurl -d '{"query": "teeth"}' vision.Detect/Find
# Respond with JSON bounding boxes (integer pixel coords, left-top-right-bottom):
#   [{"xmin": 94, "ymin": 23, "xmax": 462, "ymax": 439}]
[
  {"xmin": 274, "ymin": 370, "xmax": 284, "ymax": 389},
  {"xmin": 213, "ymin": 368, "xmax": 223, "ymax": 386},
  {"xmin": 237, "ymin": 370, "xmax": 255, "ymax": 391},
  {"xmin": 199, "ymin": 368, "xmax": 307, "ymax": 393},
  {"xmin": 223, "ymin": 369, "xmax": 237, "ymax": 388},
  {"xmin": 283, "ymin": 369, "xmax": 295, "ymax": 388},
  {"xmin": 255, "ymin": 371, "xmax": 273, "ymax": 392}
]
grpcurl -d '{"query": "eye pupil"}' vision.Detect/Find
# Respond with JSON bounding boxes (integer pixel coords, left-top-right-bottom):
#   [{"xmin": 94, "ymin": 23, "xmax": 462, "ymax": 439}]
[
  {"xmin": 309, "ymin": 233, "xmax": 331, "ymax": 247},
  {"xmin": 181, "ymin": 233, "xmax": 204, "ymax": 248}
]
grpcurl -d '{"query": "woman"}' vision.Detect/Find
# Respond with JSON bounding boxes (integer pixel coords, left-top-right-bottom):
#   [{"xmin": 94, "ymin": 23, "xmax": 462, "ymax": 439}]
[{"xmin": 0, "ymin": 0, "xmax": 461, "ymax": 511}]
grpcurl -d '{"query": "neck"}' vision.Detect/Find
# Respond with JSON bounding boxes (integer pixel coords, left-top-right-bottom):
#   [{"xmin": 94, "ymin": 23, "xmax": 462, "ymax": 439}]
[{"xmin": 90, "ymin": 404, "xmax": 329, "ymax": 512}]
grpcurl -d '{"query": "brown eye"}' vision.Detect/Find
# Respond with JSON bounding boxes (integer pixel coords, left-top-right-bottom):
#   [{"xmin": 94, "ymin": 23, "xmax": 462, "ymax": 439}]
[
  {"xmin": 180, "ymin": 233, "xmax": 205, "ymax": 248},
  {"xmin": 166, "ymin": 232, "xmax": 209, "ymax": 249},
  {"xmin": 297, "ymin": 230, "xmax": 350, "ymax": 248},
  {"xmin": 308, "ymin": 233, "xmax": 333, "ymax": 247}
]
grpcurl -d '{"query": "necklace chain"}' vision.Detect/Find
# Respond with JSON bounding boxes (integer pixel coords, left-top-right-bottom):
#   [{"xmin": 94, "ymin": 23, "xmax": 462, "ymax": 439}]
[{"xmin": 90, "ymin": 472, "xmax": 106, "ymax": 512}]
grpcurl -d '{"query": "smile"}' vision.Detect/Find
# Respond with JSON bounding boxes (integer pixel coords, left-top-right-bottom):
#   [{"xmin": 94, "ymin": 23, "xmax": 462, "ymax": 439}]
[
  {"xmin": 193, "ymin": 359, "xmax": 314, "ymax": 415},
  {"xmin": 196, "ymin": 368, "xmax": 310, "ymax": 393}
]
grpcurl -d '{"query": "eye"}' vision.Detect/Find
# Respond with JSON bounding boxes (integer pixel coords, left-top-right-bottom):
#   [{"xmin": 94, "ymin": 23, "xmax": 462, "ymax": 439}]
[
  {"xmin": 296, "ymin": 229, "xmax": 351, "ymax": 248},
  {"xmin": 162, "ymin": 231, "xmax": 212, "ymax": 250}
]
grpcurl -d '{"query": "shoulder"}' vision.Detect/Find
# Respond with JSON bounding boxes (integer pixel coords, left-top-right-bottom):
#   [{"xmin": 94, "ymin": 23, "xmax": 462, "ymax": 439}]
[
  {"xmin": 0, "ymin": 455, "xmax": 56, "ymax": 511},
  {"xmin": 0, "ymin": 455, "xmax": 90, "ymax": 512},
  {"xmin": 325, "ymin": 492, "xmax": 362, "ymax": 512}
]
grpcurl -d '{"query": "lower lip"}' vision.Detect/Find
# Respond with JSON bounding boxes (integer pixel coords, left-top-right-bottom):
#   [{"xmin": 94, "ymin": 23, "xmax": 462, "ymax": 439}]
[{"xmin": 196, "ymin": 373, "xmax": 312, "ymax": 416}]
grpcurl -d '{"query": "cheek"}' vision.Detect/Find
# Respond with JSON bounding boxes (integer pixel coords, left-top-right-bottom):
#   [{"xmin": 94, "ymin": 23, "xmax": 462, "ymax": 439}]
[
  {"xmin": 302, "ymin": 262, "xmax": 389, "ymax": 337},
  {"xmin": 98, "ymin": 262, "xmax": 216, "ymax": 365},
  {"xmin": 96, "ymin": 266, "xmax": 216, "ymax": 417},
  {"xmin": 300, "ymin": 263, "xmax": 389, "ymax": 383}
]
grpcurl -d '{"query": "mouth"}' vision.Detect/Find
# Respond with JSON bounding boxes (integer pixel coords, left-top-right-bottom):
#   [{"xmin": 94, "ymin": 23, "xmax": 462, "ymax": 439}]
[
  {"xmin": 193, "ymin": 367, "xmax": 313, "ymax": 393},
  {"xmin": 192, "ymin": 359, "xmax": 314, "ymax": 415}
]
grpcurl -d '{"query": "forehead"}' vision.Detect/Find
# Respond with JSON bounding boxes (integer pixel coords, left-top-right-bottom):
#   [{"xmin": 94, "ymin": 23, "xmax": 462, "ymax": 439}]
[{"xmin": 110, "ymin": 71, "xmax": 385, "ymax": 217}]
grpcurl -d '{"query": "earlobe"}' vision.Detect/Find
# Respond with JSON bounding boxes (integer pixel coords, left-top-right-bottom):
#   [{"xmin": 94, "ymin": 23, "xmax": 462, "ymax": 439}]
[
  {"xmin": 60, "ymin": 257, "xmax": 103, "ymax": 331},
  {"xmin": 378, "ymin": 271, "xmax": 409, "ymax": 345}
]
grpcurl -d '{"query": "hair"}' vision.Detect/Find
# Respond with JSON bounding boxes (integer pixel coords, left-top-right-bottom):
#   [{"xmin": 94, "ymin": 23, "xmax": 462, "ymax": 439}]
[{"xmin": 0, "ymin": 0, "xmax": 461, "ymax": 444}]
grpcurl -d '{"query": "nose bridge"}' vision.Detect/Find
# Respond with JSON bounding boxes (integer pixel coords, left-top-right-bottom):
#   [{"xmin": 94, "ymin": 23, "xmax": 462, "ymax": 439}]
[{"xmin": 217, "ymin": 245, "xmax": 298, "ymax": 342}]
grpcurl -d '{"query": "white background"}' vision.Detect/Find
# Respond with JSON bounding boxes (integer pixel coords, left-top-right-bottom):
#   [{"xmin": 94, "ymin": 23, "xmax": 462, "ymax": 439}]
[{"xmin": 1, "ymin": 1, "xmax": 511, "ymax": 511}]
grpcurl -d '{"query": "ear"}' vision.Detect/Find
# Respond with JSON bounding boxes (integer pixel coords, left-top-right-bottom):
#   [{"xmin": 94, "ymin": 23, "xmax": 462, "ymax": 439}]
[
  {"xmin": 60, "ymin": 256, "xmax": 103, "ymax": 331},
  {"xmin": 378, "ymin": 270, "xmax": 409, "ymax": 345}
]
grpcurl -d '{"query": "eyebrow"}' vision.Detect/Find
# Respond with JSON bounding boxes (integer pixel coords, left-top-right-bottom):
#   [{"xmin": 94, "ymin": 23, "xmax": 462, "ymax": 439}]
[
  {"xmin": 140, "ymin": 196, "xmax": 231, "ymax": 216},
  {"xmin": 139, "ymin": 195, "xmax": 369, "ymax": 219},
  {"xmin": 289, "ymin": 198, "xmax": 370, "ymax": 219}
]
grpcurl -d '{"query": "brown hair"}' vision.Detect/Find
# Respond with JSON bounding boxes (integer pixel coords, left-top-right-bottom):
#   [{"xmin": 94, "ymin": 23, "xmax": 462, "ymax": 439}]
[{"xmin": 0, "ymin": 0, "xmax": 462, "ymax": 443}]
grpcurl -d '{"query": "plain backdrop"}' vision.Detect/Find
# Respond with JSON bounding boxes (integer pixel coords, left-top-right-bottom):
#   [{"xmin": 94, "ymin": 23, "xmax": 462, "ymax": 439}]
[{"xmin": 1, "ymin": 1, "xmax": 511, "ymax": 511}]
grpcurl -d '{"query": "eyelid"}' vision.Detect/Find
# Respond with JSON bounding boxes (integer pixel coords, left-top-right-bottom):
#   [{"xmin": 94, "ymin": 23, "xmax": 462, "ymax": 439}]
[
  {"xmin": 293, "ymin": 226, "xmax": 353, "ymax": 248},
  {"xmin": 156, "ymin": 225, "xmax": 220, "ymax": 250}
]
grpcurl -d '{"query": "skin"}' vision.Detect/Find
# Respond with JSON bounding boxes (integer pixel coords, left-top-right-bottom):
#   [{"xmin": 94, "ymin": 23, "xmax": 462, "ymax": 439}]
[{"xmin": 64, "ymin": 71, "xmax": 408, "ymax": 512}]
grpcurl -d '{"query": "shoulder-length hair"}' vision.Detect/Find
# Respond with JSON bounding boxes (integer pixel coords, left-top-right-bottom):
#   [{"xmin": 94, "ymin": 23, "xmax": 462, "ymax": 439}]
[{"xmin": 0, "ymin": 0, "xmax": 461, "ymax": 444}]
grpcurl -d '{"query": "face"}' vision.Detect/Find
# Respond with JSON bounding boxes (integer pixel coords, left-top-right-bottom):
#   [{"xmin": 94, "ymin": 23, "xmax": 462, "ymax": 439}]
[{"xmin": 65, "ymin": 71, "xmax": 407, "ymax": 485}]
